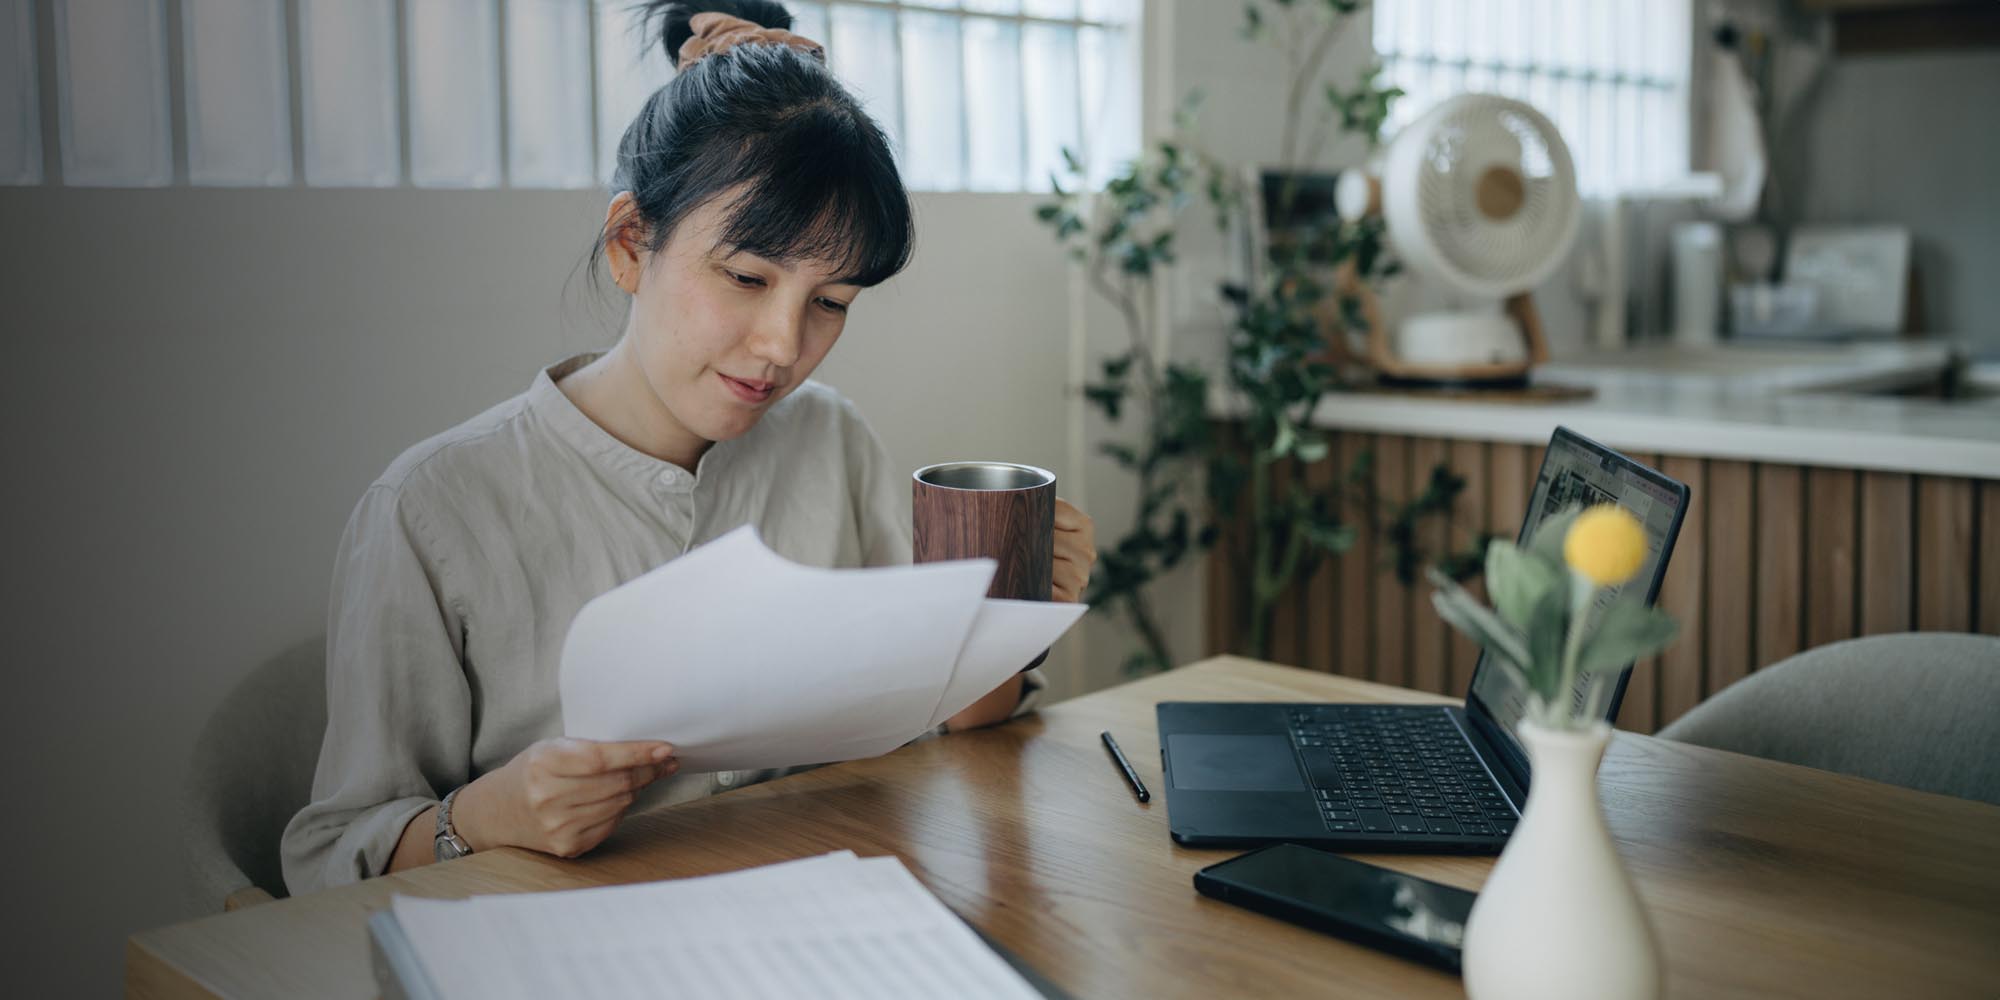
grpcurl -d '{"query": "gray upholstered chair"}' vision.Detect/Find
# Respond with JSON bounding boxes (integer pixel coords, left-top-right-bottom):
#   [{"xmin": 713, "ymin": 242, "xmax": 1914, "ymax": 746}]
[
  {"xmin": 1658, "ymin": 632, "xmax": 2000, "ymax": 807},
  {"xmin": 183, "ymin": 637, "xmax": 327, "ymax": 910}
]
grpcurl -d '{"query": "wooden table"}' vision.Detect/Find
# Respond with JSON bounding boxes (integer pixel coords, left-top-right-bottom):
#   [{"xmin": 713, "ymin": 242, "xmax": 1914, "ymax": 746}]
[{"xmin": 129, "ymin": 657, "xmax": 2000, "ymax": 999}]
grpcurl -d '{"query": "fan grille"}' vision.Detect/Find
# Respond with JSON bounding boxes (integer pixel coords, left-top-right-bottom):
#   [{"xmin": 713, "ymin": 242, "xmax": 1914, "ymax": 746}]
[{"xmin": 1414, "ymin": 100, "xmax": 1574, "ymax": 289}]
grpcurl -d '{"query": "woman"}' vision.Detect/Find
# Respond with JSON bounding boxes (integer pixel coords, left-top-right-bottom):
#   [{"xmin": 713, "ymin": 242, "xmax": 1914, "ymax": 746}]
[{"xmin": 281, "ymin": 0, "xmax": 1095, "ymax": 895}]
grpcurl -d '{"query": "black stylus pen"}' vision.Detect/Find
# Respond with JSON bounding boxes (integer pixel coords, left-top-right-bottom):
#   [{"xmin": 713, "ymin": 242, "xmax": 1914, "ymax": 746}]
[{"xmin": 1101, "ymin": 731, "xmax": 1150, "ymax": 803}]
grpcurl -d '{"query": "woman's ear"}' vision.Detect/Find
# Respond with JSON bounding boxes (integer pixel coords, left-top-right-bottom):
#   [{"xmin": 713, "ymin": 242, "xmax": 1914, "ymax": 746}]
[{"xmin": 603, "ymin": 191, "xmax": 648, "ymax": 296}]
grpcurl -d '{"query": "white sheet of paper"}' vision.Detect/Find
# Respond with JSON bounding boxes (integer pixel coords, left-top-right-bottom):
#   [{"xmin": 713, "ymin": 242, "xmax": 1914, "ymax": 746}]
[
  {"xmin": 390, "ymin": 852, "xmax": 1043, "ymax": 1000},
  {"xmin": 559, "ymin": 526, "xmax": 1085, "ymax": 772},
  {"xmin": 928, "ymin": 599, "xmax": 1088, "ymax": 729}
]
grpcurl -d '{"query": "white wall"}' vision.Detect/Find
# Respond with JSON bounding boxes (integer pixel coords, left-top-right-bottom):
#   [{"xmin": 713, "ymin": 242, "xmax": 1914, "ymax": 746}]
[{"xmin": 1795, "ymin": 49, "xmax": 2000, "ymax": 352}]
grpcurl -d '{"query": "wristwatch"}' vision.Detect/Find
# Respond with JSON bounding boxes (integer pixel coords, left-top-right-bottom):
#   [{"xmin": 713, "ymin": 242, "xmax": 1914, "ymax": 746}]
[{"xmin": 434, "ymin": 785, "xmax": 473, "ymax": 862}]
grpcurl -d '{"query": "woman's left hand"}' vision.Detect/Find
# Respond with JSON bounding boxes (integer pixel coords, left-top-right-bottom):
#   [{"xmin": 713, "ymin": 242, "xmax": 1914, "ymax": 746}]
[{"xmin": 1053, "ymin": 498, "xmax": 1096, "ymax": 603}]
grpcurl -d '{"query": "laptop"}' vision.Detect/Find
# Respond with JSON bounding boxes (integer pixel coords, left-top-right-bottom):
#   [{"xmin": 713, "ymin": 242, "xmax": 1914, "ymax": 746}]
[{"xmin": 1158, "ymin": 426, "xmax": 1690, "ymax": 853}]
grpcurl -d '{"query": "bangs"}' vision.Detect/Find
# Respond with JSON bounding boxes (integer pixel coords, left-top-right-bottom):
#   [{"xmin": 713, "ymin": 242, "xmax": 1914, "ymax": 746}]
[{"xmin": 707, "ymin": 101, "xmax": 913, "ymax": 287}]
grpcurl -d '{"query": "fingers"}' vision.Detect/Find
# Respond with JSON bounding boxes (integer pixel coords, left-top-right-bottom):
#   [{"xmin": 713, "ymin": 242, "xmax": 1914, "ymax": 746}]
[
  {"xmin": 560, "ymin": 759, "xmax": 681, "ymax": 806},
  {"xmin": 1054, "ymin": 497, "xmax": 1091, "ymax": 532},
  {"xmin": 554, "ymin": 815, "xmax": 623, "ymax": 858},
  {"xmin": 546, "ymin": 738, "xmax": 675, "ymax": 776},
  {"xmin": 1053, "ymin": 553, "xmax": 1090, "ymax": 603}
]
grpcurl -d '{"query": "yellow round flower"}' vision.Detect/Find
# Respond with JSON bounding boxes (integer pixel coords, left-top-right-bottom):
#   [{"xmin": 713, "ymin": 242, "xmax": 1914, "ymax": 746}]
[{"xmin": 1564, "ymin": 505, "xmax": 1647, "ymax": 587}]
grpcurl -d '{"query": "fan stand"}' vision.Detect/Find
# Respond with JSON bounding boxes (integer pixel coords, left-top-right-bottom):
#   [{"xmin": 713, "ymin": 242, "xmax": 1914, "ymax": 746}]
[{"xmin": 1357, "ymin": 282, "xmax": 1551, "ymax": 388}]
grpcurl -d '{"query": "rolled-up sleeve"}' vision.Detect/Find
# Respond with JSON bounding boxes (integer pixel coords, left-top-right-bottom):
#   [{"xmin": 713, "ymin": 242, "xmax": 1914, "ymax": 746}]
[{"xmin": 281, "ymin": 484, "xmax": 472, "ymax": 895}]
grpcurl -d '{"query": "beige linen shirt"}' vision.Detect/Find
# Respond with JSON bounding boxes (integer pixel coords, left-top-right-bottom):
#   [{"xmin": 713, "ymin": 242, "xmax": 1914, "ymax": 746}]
[{"xmin": 281, "ymin": 354, "xmax": 1045, "ymax": 895}]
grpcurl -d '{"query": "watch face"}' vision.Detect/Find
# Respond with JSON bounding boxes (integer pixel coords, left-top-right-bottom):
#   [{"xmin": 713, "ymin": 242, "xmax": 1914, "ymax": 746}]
[{"xmin": 435, "ymin": 836, "xmax": 468, "ymax": 861}]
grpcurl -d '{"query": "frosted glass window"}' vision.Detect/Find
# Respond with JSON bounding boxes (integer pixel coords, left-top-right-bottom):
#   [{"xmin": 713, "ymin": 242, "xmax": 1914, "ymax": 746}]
[
  {"xmin": 594, "ymin": 0, "xmax": 675, "ymax": 184},
  {"xmin": 789, "ymin": 2, "xmax": 827, "ymax": 45},
  {"xmin": 182, "ymin": 0, "xmax": 292, "ymax": 186},
  {"xmin": 964, "ymin": 0, "xmax": 1022, "ymax": 14},
  {"xmin": 1024, "ymin": 0, "xmax": 1077, "ymax": 17},
  {"xmin": 54, "ymin": 0, "xmax": 172, "ymax": 187},
  {"xmin": 829, "ymin": 5, "xmax": 901, "ymax": 157},
  {"xmin": 408, "ymin": 0, "xmax": 500, "ymax": 187},
  {"xmin": 300, "ymin": 0, "xmax": 399, "ymax": 186},
  {"xmin": 1021, "ymin": 23, "xmax": 1078, "ymax": 192},
  {"xmin": 0, "ymin": 0, "xmax": 42, "ymax": 185},
  {"xmin": 898, "ymin": 10, "xmax": 962, "ymax": 191},
  {"xmin": 962, "ymin": 17, "xmax": 1021, "ymax": 191},
  {"xmin": 1374, "ymin": 0, "xmax": 1690, "ymax": 197},
  {"xmin": 506, "ymin": 0, "xmax": 592, "ymax": 188},
  {"xmin": 1079, "ymin": 24, "xmax": 1137, "ymax": 187},
  {"xmin": 1080, "ymin": 0, "xmax": 1135, "ymax": 20}
]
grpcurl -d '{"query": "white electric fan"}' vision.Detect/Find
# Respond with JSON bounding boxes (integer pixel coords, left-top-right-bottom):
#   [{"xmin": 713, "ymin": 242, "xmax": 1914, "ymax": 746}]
[{"xmin": 1335, "ymin": 94, "xmax": 1580, "ymax": 385}]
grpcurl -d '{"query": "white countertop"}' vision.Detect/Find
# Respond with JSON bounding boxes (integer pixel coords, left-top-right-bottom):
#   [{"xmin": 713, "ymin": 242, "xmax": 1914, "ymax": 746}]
[{"xmin": 1219, "ymin": 342, "xmax": 2000, "ymax": 479}]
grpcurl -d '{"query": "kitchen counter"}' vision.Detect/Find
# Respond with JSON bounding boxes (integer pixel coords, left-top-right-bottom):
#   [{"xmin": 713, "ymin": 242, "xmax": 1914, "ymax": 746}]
[{"xmin": 1230, "ymin": 341, "xmax": 1998, "ymax": 479}]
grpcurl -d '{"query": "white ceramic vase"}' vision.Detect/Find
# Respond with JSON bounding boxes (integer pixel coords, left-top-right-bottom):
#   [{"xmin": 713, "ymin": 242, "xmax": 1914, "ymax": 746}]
[{"xmin": 1461, "ymin": 720, "xmax": 1661, "ymax": 1000}]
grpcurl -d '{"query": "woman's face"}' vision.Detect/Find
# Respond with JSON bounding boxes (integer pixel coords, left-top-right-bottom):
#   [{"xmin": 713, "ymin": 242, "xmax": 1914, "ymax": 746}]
[{"xmin": 606, "ymin": 190, "xmax": 861, "ymax": 448}]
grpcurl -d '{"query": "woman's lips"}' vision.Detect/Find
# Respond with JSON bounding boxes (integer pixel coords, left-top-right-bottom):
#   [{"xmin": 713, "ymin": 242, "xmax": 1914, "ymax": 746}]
[{"xmin": 719, "ymin": 372, "xmax": 775, "ymax": 403}]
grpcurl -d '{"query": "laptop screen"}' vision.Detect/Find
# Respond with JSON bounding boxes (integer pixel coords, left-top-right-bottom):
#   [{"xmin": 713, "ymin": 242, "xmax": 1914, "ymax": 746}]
[{"xmin": 1466, "ymin": 429, "xmax": 1685, "ymax": 750}]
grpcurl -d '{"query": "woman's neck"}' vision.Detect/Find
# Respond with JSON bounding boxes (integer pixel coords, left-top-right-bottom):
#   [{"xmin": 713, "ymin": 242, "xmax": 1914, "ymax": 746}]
[{"xmin": 556, "ymin": 340, "xmax": 713, "ymax": 472}]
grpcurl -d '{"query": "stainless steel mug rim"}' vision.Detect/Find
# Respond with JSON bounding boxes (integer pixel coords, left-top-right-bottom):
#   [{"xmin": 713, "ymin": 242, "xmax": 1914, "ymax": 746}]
[{"xmin": 912, "ymin": 461, "xmax": 1056, "ymax": 492}]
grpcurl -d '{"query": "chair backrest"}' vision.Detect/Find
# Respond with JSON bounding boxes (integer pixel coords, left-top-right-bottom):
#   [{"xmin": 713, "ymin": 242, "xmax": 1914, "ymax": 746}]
[
  {"xmin": 1659, "ymin": 632, "xmax": 2000, "ymax": 806},
  {"xmin": 182, "ymin": 638, "xmax": 327, "ymax": 908}
]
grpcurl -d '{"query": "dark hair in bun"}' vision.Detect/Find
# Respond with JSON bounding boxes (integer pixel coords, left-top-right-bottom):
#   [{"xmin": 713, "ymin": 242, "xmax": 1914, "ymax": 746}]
[{"xmin": 591, "ymin": 0, "xmax": 912, "ymax": 288}]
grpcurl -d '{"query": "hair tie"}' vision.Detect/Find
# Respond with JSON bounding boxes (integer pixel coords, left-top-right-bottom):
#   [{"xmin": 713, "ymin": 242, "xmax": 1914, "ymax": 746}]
[{"xmin": 677, "ymin": 11, "xmax": 825, "ymax": 71}]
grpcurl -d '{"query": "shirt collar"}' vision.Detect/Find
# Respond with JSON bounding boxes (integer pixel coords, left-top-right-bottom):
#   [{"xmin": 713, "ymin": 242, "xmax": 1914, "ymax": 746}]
[{"xmin": 525, "ymin": 353, "xmax": 738, "ymax": 495}]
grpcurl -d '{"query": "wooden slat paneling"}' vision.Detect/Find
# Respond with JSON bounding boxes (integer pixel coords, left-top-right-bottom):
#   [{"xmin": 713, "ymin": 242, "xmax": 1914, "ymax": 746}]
[
  {"xmin": 1373, "ymin": 434, "xmax": 1412, "ymax": 687},
  {"xmin": 1303, "ymin": 446, "xmax": 1340, "ymax": 672},
  {"xmin": 1754, "ymin": 465, "xmax": 1806, "ymax": 669},
  {"xmin": 1337, "ymin": 432, "xmax": 1375, "ymax": 678},
  {"xmin": 1806, "ymin": 468, "xmax": 1860, "ymax": 646},
  {"xmin": 1859, "ymin": 471, "xmax": 1914, "ymax": 635},
  {"xmin": 1915, "ymin": 477, "xmax": 1974, "ymax": 632},
  {"xmin": 1447, "ymin": 438, "xmax": 1489, "ymax": 695},
  {"xmin": 1490, "ymin": 442, "xmax": 1530, "ymax": 546},
  {"xmin": 1410, "ymin": 437, "xmax": 1452, "ymax": 695},
  {"xmin": 1657, "ymin": 456, "xmax": 1707, "ymax": 728},
  {"xmin": 1269, "ymin": 457, "xmax": 1302, "ymax": 667},
  {"xmin": 1706, "ymin": 461, "xmax": 1755, "ymax": 694},
  {"xmin": 1205, "ymin": 425, "xmax": 1996, "ymax": 722},
  {"xmin": 1981, "ymin": 481, "xmax": 2000, "ymax": 634}
]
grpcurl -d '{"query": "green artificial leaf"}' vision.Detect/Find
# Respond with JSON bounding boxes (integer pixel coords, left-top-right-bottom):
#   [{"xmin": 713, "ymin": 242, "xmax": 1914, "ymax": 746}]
[
  {"xmin": 1525, "ymin": 584, "xmax": 1569, "ymax": 703},
  {"xmin": 1426, "ymin": 570, "xmax": 1530, "ymax": 672},
  {"xmin": 1528, "ymin": 506, "xmax": 1584, "ymax": 563},
  {"xmin": 1034, "ymin": 203, "xmax": 1061, "ymax": 222},
  {"xmin": 1294, "ymin": 434, "xmax": 1329, "ymax": 464},
  {"xmin": 1485, "ymin": 540, "xmax": 1562, "ymax": 632},
  {"xmin": 1576, "ymin": 599, "xmax": 1681, "ymax": 674}
]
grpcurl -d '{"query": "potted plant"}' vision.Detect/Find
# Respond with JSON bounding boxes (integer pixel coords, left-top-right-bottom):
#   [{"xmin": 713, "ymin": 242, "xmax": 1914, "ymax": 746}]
[{"xmin": 1428, "ymin": 504, "xmax": 1677, "ymax": 1000}]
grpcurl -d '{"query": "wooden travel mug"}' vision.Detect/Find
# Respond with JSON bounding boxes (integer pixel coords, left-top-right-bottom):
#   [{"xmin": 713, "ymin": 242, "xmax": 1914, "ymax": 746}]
[{"xmin": 913, "ymin": 461, "xmax": 1057, "ymax": 668}]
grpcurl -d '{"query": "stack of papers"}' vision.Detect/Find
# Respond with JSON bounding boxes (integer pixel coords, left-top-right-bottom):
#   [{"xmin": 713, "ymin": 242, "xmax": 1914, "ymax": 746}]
[
  {"xmin": 386, "ymin": 852, "xmax": 1046, "ymax": 999},
  {"xmin": 559, "ymin": 527, "xmax": 1088, "ymax": 772}
]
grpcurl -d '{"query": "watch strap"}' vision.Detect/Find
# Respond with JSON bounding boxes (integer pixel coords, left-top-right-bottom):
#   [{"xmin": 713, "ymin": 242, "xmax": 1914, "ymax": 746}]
[{"xmin": 434, "ymin": 785, "xmax": 473, "ymax": 862}]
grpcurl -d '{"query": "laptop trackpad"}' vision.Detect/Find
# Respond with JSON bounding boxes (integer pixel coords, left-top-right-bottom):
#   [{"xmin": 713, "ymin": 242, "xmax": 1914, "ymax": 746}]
[{"xmin": 1166, "ymin": 734, "xmax": 1307, "ymax": 792}]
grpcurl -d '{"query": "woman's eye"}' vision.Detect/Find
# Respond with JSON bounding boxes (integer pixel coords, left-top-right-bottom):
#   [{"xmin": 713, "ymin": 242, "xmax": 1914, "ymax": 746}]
[
  {"xmin": 817, "ymin": 298, "xmax": 850, "ymax": 314},
  {"xmin": 726, "ymin": 270, "xmax": 765, "ymax": 288}
]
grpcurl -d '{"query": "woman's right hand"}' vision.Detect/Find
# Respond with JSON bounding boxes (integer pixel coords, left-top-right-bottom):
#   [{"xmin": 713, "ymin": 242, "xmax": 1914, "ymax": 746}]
[{"xmin": 453, "ymin": 737, "xmax": 679, "ymax": 858}]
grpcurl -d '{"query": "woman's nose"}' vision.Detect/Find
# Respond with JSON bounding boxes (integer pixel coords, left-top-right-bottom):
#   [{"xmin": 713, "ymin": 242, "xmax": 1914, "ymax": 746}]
[{"xmin": 744, "ymin": 307, "xmax": 803, "ymax": 369}]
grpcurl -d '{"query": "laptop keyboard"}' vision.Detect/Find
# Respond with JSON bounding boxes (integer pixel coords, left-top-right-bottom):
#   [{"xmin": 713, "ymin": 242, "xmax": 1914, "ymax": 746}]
[{"xmin": 1287, "ymin": 706, "xmax": 1518, "ymax": 839}]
